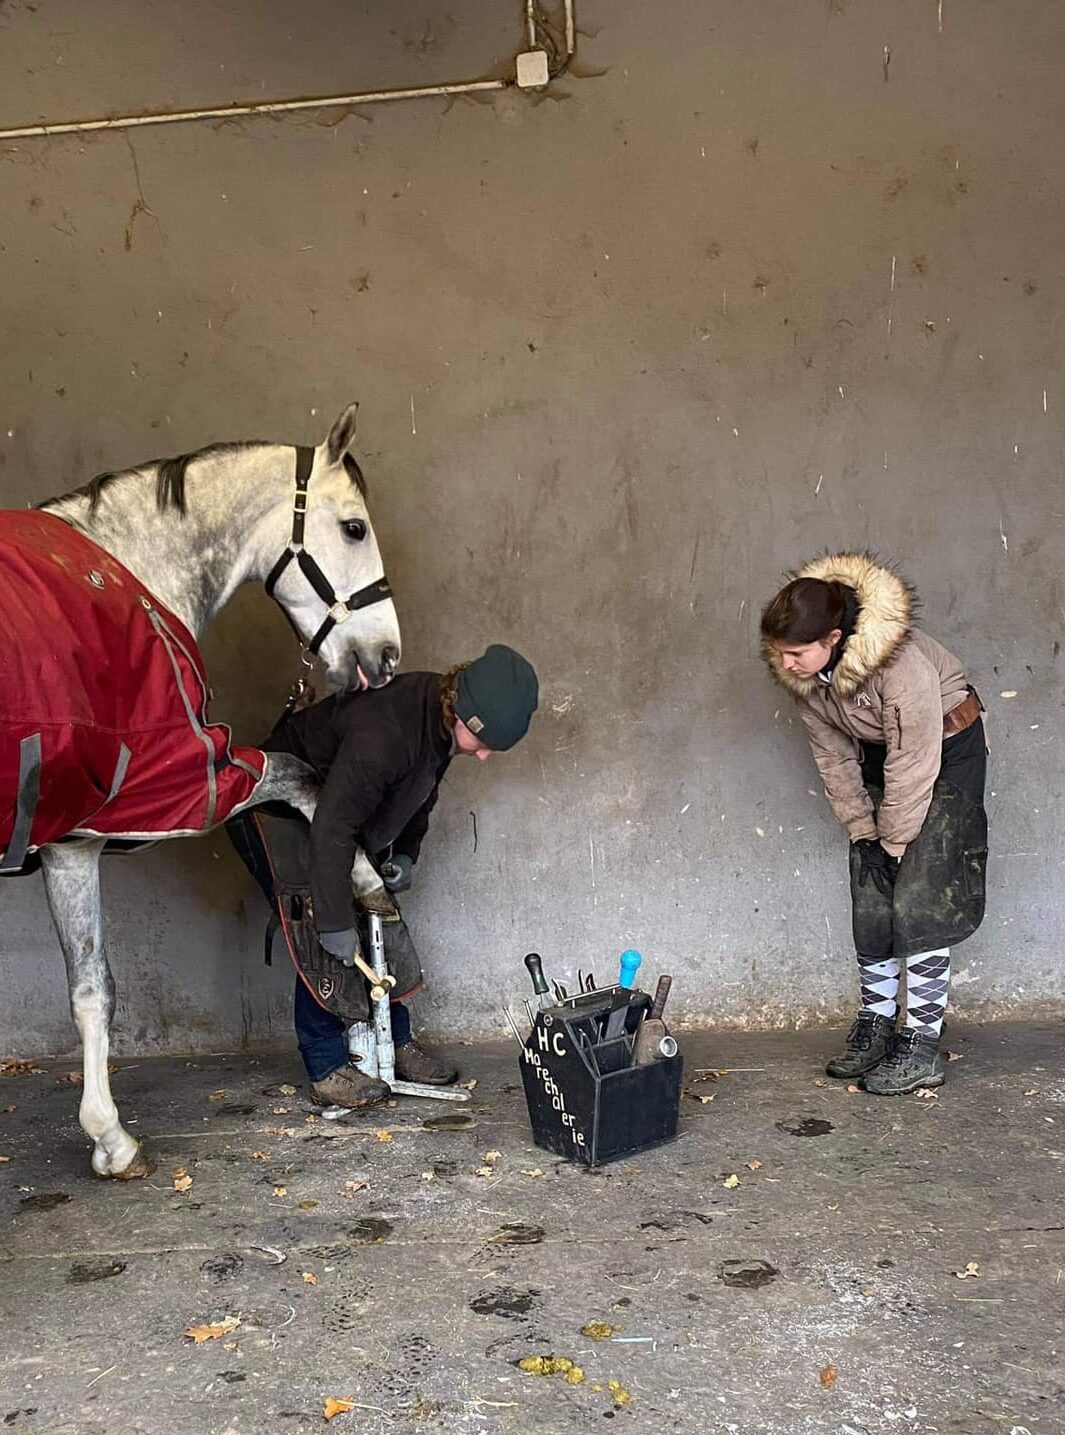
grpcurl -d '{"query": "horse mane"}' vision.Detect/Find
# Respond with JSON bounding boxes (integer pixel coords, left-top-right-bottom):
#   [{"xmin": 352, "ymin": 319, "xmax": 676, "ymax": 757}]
[
  {"xmin": 342, "ymin": 452, "xmax": 368, "ymax": 500},
  {"xmin": 39, "ymin": 442, "xmax": 366, "ymax": 517}
]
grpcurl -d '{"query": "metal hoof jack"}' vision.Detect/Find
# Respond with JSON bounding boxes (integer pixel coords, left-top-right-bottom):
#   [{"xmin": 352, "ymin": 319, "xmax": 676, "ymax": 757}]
[{"xmin": 321, "ymin": 913, "xmax": 470, "ymax": 1119}]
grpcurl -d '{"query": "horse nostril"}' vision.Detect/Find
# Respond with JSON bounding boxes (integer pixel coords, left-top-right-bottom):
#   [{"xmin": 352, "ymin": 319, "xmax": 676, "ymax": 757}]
[{"xmin": 382, "ymin": 644, "xmax": 399, "ymax": 673}]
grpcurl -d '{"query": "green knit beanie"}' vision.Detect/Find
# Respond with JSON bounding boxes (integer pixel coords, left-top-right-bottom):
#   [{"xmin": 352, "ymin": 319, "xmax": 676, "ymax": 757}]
[{"xmin": 455, "ymin": 644, "xmax": 539, "ymax": 751}]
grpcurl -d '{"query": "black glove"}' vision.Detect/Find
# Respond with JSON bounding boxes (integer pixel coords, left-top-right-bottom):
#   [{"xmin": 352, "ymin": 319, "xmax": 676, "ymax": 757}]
[
  {"xmin": 854, "ymin": 839, "xmax": 900, "ymax": 897},
  {"xmin": 381, "ymin": 853, "xmax": 413, "ymax": 893}
]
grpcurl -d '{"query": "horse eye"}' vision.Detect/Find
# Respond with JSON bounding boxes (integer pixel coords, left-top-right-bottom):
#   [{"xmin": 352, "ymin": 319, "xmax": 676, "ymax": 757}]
[{"xmin": 341, "ymin": 518, "xmax": 367, "ymax": 541}]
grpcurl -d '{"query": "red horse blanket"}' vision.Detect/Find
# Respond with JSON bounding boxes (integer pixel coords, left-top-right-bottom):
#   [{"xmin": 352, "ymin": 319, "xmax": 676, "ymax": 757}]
[{"xmin": 0, "ymin": 510, "xmax": 265, "ymax": 870}]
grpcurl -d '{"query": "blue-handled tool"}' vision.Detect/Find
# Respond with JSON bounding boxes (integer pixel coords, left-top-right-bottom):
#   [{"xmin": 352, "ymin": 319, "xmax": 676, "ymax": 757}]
[{"xmin": 618, "ymin": 949, "xmax": 643, "ymax": 989}]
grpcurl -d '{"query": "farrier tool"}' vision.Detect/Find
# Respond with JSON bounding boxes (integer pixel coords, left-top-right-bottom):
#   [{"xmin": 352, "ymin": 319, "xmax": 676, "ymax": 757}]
[
  {"xmin": 322, "ymin": 913, "xmax": 470, "ymax": 1116},
  {"xmin": 633, "ymin": 974, "xmax": 678, "ymax": 1065},
  {"xmin": 524, "ymin": 952, "xmax": 554, "ymax": 1011}
]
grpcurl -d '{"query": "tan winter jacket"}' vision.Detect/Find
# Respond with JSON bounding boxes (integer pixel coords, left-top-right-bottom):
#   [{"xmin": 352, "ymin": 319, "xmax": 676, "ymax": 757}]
[{"xmin": 763, "ymin": 554, "xmax": 970, "ymax": 857}]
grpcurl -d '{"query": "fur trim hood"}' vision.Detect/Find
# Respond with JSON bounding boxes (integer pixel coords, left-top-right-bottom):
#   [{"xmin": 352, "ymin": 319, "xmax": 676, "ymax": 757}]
[{"xmin": 762, "ymin": 552, "xmax": 915, "ymax": 699}]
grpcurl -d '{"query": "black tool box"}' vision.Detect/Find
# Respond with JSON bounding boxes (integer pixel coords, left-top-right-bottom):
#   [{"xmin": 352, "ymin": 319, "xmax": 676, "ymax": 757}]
[{"xmin": 518, "ymin": 986, "xmax": 683, "ymax": 1167}]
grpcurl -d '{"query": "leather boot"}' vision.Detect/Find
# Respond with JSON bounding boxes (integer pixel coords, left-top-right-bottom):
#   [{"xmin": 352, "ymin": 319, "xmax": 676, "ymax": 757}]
[
  {"xmin": 393, "ymin": 1041, "xmax": 457, "ymax": 1086},
  {"xmin": 825, "ymin": 1012, "xmax": 897, "ymax": 1079},
  {"xmin": 310, "ymin": 1062, "xmax": 390, "ymax": 1108},
  {"xmin": 862, "ymin": 1028, "xmax": 944, "ymax": 1095}
]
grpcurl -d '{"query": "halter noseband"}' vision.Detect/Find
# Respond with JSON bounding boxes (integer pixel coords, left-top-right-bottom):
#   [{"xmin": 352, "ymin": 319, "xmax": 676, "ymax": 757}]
[{"xmin": 264, "ymin": 445, "xmax": 393, "ymax": 661}]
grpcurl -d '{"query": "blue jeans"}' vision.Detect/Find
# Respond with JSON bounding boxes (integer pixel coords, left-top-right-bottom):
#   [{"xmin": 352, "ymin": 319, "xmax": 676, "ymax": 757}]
[{"xmin": 294, "ymin": 979, "xmax": 411, "ymax": 1082}]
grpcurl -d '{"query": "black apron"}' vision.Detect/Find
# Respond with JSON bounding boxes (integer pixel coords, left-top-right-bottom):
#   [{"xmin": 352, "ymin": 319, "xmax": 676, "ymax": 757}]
[
  {"xmin": 228, "ymin": 809, "xmax": 423, "ymax": 1025},
  {"xmin": 850, "ymin": 718, "xmax": 988, "ymax": 958}
]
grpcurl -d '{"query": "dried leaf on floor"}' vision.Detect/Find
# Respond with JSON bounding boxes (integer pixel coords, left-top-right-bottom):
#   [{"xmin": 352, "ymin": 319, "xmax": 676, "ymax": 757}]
[
  {"xmin": 298, "ymin": 1199, "xmax": 318, "ymax": 1210},
  {"xmin": 565, "ymin": 1366, "xmax": 585, "ymax": 1385},
  {"xmin": 915, "ymin": 1089, "xmax": 939, "ymax": 1101},
  {"xmin": 954, "ymin": 1261, "xmax": 980, "ymax": 1280},
  {"xmin": 723, "ymin": 1174, "xmax": 740, "ymax": 1189},
  {"xmin": 475, "ymin": 1166, "xmax": 495, "ymax": 1178},
  {"xmin": 278, "ymin": 1083, "xmax": 298, "ymax": 1096},
  {"xmin": 607, "ymin": 1380, "xmax": 632, "ymax": 1406},
  {"xmin": 171, "ymin": 1167, "xmax": 193, "ymax": 1193},
  {"xmin": 373, "ymin": 1129, "xmax": 393, "ymax": 1143},
  {"xmin": 185, "ymin": 1316, "xmax": 240, "ymax": 1344},
  {"xmin": 272, "ymin": 1106, "xmax": 291, "ymax": 1115},
  {"xmin": 846, "ymin": 1084, "xmax": 862, "ymax": 1094},
  {"xmin": 273, "ymin": 1186, "xmax": 287, "ymax": 1198},
  {"xmin": 251, "ymin": 1150, "xmax": 270, "ymax": 1161},
  {"xmin": 264, "ymin": 1126, "xmax": 297, "ymax": 1138},
  {"xmin": 945, "ymin": 1051, "xmax": 964, "ymax": 1063},
  {"xmin": 323, "ymin": 1396, "xmax": 356, "ymax": 1421},
  {"xmin": 521, "ymin": 1168, "xmax": 545, "ymax": 1178},
  {"xmin": 420, "ymin": 1170, "xmax": 435, "ymax": 1181},
  {"xmin": 341, "ymin": 1180, "xmax": 368, "ymax": 1197},
  {"xmin": 1024, "ymin": 1088, "xmax": 1038, "ymax": 1097},
  {"xmin": 483, "ymin": 1150, "xmax": 502, "ymax": 1165},
  {"xmin": 745, "ymin": 1159, "xmax": 763, "ymax": 1171},
  {"xmin": 819, "ymin": 1364, "xmax": 838, "ymax": 1389},
  {"xmin": 693, "ymin": 1068, "xmax": 730, "ymax": 1083},
  {"xmin": 305, "ymin": 1114, "xmax": 318, "ymax": 1124},
  {"xmin": 0, "ymin": 1060, "xmax": 44, "ymax": 1078},
  {"xmin": 207, "ymin": 1090, "xmax": 227, "ymax": 1102},
  {"xmin": 301, "ymin": 1271, "xmax": 318, "ymax": 1285},
  {"xmin": 685, "ymin": 1089, "xmax": 715, "ymax": 1104},
  {"xmin": 580, "ymin": 1321, "xmax": 622, "ymax": 1340},
  {"xmin": 458, "ymin": 1078, "xmax": 478, "ymax": 1091}
]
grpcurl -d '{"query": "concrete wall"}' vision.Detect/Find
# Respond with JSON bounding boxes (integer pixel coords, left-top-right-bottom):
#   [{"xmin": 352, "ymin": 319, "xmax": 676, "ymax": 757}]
[{"xmin": 2, "ymin": 0, "xmax": 1063, "ymax": 1057}]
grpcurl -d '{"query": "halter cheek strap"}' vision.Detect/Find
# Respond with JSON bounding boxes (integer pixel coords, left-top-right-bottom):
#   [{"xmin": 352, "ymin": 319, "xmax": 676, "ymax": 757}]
[{"xmin": 265, "ymin": 445, "xmax": 393, "ymax": 659}]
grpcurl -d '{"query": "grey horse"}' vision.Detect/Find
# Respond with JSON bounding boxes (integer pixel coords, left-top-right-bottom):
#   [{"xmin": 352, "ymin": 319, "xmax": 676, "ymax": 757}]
[{"xmin": 15, "ymin": 403, "xmax": 400, "ymax": 1179}]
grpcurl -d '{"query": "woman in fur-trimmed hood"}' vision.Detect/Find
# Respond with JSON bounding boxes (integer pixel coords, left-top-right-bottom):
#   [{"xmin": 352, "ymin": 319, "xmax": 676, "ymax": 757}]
[{"xmin": 761, "ymin": 554, "xmax": 988, "ymax": 1095}]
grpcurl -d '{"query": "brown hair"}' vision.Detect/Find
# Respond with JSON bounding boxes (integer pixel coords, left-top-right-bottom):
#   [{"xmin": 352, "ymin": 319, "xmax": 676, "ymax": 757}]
[
  {"xmin": 761, "ymin": 577, "xmax": 848, "ymax": 646},
  {"xmin": 440, "ymin": 663, "xmax": 470, "ymax": 728}
]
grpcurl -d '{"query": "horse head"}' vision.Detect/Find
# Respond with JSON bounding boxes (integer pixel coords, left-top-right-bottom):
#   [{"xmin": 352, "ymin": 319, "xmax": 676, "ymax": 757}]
[{"xmin": 267, "ymin": 403, "xmax": 401, "ymax": 691}]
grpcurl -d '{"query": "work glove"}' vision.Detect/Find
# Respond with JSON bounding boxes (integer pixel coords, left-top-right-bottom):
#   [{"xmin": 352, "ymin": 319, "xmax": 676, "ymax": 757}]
[
  {"xmin": 319, "ymin": 927, "xmax": 359, "ymax": 968},
  {"xmin": 854, "ymin": 839, "xmax": 900, "ymax": 898},
  {"xmin": 381, "ymin": 853, "xmax": 413, "ymax": 893}
]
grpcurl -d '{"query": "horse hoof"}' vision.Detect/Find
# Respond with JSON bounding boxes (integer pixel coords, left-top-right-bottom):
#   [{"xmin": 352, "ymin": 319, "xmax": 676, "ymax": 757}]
[
  {"xmin": 96, "ymin": 1143, "xmax": 155, "ymax": 1181},
  {"xmin": 358, "ymin": 886, "xmax": 398, "ymax": 919}
]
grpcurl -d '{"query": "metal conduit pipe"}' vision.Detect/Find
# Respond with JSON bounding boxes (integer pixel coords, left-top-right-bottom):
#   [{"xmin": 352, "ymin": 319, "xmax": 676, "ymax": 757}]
[{"xmin": 0, "ymin": 0, "xmax": 575, "ymax": 143}]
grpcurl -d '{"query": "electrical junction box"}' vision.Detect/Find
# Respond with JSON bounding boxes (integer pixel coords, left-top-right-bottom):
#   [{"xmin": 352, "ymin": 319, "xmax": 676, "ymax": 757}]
[{"xmin": 515, "ymin": 49, "xmax": 550, "ymax": 89}]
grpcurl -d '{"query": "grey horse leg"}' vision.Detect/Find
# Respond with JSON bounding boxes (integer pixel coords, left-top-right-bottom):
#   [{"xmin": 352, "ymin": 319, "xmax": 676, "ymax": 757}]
[
  {"xmin": 40, "ymin": 839, "xmax": 150, "ymax": 1178},
  {"xmin": 237, "ymin": 750, "xmax": 320, "ymax": 822},
  {"xmin": 237, "ymin": 752, "xmax": 395, "ymax": 915}
]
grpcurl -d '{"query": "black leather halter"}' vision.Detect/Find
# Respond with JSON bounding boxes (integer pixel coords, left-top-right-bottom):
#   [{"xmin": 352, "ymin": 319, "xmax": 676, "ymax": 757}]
[{"xmin": 264, "ymin": 445, "xmax": 393, "ymax": 660}]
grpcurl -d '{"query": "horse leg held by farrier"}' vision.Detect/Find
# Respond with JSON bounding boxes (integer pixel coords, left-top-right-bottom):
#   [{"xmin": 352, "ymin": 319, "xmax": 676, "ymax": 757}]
[
  {"xmin": 40, "ymin": 839, "xmax": 153, "ymax": 1179},
  {"xmin": 241, "ymin": 754, "xmax": 396, "ymax": 918},
  {"xmin": 351, "ymin": 850, "xmax": 397, "ymax": 918},
  {"xmin": 248, "ymin": 751, "xmax": 321, "ymax": 823}
]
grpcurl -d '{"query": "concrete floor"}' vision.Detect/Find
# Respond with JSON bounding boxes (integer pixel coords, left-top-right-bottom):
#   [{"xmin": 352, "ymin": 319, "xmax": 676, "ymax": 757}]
[{"xmin": 1, "ymin": 1023, "xmax": 1063, "ymax": 1435}]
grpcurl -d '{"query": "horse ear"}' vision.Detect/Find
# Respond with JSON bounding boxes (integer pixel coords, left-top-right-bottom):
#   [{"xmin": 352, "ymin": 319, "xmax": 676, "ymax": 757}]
[{"xmin": 326, "ymin": 402, "xmax": 359, "ymax": 464}]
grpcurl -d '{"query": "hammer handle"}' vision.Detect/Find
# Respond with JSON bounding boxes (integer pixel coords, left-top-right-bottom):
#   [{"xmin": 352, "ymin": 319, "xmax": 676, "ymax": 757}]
[{"xmin": 352, "ymin": 952, "xmax": 395, "ymax": 1001}]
